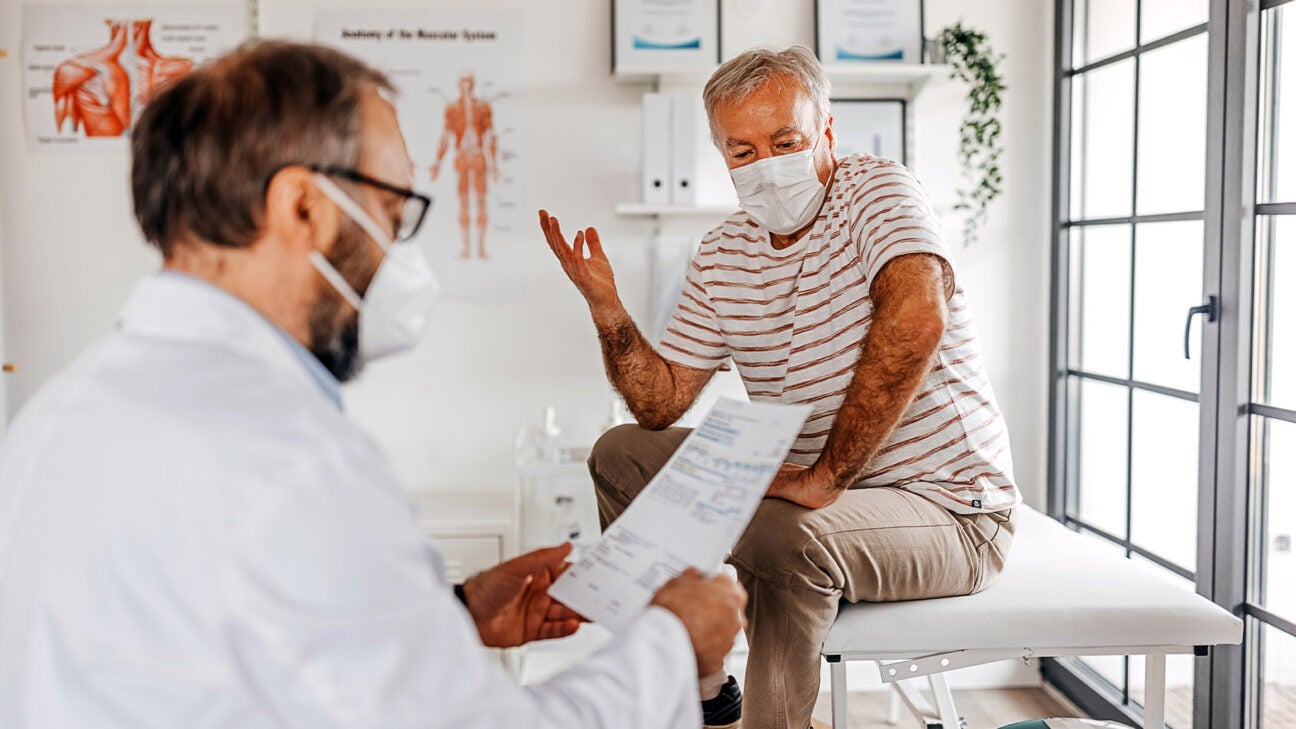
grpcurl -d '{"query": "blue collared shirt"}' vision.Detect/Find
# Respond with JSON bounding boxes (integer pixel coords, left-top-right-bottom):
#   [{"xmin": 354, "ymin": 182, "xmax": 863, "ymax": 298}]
[{"xmin": 157, "ymin": 271, "xmax": 343, "ymax": 409}]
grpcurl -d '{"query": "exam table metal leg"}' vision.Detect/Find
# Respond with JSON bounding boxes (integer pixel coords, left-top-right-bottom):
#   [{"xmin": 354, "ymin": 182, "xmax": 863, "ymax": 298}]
[
  {"xmin": 887, "ymin": 684, "xmax": 901, "ymax": 725},
  {"xmin": 1143, "ymin": 653, "xmax": 1167, "ymax": 729},
  {"xmin": 929, "ymin": 672, "xmax": 960, "ymax": 729},
  {"xmin": 831, "ymin": 659, "xmax": 849, "ymax": 727},
  {"xmin": 893, "ymin": 678, "xmax": 941, "ymax": 728}
]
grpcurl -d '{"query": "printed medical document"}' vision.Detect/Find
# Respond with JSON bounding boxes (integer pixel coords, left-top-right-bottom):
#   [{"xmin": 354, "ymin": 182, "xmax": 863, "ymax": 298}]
[{"xmin": 548, "ymin": 397, "xmax": 811, "ymax": 630}]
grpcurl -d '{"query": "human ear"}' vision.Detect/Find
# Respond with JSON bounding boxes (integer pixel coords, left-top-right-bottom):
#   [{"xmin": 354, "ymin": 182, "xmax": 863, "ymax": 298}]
[{"xmin": 263, "ymin": 166, "xmax": 342, "ymax": 257}]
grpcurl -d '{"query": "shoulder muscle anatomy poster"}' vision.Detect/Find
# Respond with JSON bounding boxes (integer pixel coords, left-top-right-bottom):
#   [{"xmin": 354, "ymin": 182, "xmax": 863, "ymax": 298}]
[
  {"xmin": 22, "ymin": 4, "xmax": 244, "ymax": 150},
  {"xmin": 315, "ymin": 9, "xmax": 522, "ymax": 296}
]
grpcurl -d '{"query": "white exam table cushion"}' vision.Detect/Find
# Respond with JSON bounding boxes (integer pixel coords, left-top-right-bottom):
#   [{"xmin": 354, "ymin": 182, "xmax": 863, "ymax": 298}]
[{"xmin": 822, "ymin": 506, "xmax": 1243, "ymax": 657}]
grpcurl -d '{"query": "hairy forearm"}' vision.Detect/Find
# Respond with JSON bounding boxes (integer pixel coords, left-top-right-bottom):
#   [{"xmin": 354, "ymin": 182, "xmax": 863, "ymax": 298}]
[
  {"xmin": 810, "ymin": 254, "xmax": 950, "ymax": 495},
  {"xmin": 812, "ymin": 315, "xmax": 942, "ymax": 491},
  {"xmin": 592, "ymin": 305, "xmax": 685, "ymax": 430}
]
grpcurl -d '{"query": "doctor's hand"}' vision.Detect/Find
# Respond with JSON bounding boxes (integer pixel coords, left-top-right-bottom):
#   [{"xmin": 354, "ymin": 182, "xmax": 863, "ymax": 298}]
[
  {"xmin": 462, "ymin": 543, "xmax": 585, "ymax": 648},
  {"xmin": 651, "ymin": 569, "xmax": 747, "ymax": 677},
  {"xmin": 539, "ymin": 210, "xmax": 621, "ymax": 316}
]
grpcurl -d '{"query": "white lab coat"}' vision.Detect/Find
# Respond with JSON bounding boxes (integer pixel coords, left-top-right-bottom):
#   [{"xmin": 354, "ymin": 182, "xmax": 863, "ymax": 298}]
[{"xmin": 0, "ymin": 273, "xmax": 702, "ymax": 728}]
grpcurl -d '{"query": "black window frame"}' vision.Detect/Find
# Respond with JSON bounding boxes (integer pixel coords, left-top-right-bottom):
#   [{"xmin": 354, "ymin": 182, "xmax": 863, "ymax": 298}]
[{"xmin": 1049, "ymin": 0, "xmax": 1296, "ymax": 727}]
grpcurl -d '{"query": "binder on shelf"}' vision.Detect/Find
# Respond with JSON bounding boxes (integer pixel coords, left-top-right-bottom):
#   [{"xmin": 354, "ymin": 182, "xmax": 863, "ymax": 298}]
[
  {"xmin": 641, "ymin": 92, "xmax": 672, "ymax": 206},
  {"xmin": 670, "ymin": 90, "xmax": 737, "ymax": 208},
  {"xmin": 669, "ymin": 90, "xmax": 699, "ymax": 205}
]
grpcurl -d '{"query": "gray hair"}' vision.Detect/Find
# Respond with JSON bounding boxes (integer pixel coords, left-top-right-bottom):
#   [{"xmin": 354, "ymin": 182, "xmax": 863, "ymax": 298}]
[{"xmin": 702, "ymin": 44, "xmax": 832, "ymax": 147}]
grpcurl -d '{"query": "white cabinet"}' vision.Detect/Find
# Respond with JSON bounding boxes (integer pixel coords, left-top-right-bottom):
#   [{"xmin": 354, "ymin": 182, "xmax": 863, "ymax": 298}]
[
  {"xmin": 412, "ymin": 493, "xmax": 518, "ymax": 580},
  {"xmin": 412, "ymin": 492, "xmax": 520, "ymax": 674},
  {"xmin": 434, "ymin": 536, "xmax": 503, "ymax": 585}
]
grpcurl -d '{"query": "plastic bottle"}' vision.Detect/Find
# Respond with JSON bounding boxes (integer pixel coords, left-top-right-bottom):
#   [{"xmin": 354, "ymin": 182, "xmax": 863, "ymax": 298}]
[
  {"xmin": 515, "ymin": 406, "xmax": 564, "ymax": 465},
  {"xmin": 554, "ymin": 494, "xmax": 582, "ymax": 544},
  {"xmin": 601, "ymin": 399, "xmax": 628, "ymax": 432},
  {"xmin": 539, "ymin": 406, "xmax": 562, "ymax": 464}
]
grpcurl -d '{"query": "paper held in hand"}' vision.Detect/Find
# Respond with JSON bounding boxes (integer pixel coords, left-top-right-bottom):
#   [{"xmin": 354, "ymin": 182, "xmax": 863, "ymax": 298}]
[{"xmin": 548, "ymin": 397, "xmax": 811, "ymax": 631}]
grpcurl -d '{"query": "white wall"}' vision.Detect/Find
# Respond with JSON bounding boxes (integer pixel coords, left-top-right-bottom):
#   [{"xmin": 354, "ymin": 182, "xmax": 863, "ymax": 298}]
[
  {"xmin": 913, "ymin": 0, "xmax": 1055, "ymax": 508},
  {"xmin": 0, "ymin": 188, "xmax": 7, "ymax": 435},
  {"xmin": 1, "ymin": 0, "xmax": 1053, "ymax": 509}
]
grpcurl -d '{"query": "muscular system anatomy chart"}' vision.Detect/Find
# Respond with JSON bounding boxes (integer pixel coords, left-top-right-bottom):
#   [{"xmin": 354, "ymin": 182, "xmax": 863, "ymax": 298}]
[
  {"xmin": 24, "ymin": 5, "xmax": 242, "ymax": 149},
  {"xmin": 431, "ymin": 73, "xmax": 498, "ymax": 260},
  {"xmin": 51, "ymin": 20, "xmax": 131, "ymax": 138},
  {"xmin": 549, "ymin": 398, "xmax": 811, "ymax": 631},
  {"xmin": 316, "ymin": 8, "xmax": 523, "ymax": 297},
  {"xmin": 131, "ymin": 20, "xmax": 195, "ymax": 107}
]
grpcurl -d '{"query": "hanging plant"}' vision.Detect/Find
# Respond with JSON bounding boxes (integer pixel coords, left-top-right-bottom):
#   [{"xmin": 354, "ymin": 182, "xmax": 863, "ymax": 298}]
[{"xmin": 936, "ymin": 22, "xmax": 1006, "ymax": 246}]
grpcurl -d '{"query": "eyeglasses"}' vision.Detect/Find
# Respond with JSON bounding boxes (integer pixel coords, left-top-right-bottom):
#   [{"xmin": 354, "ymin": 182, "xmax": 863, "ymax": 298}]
[{"xmin": 310, "ymin": 165, "xmax": 433, "ymax": 242}]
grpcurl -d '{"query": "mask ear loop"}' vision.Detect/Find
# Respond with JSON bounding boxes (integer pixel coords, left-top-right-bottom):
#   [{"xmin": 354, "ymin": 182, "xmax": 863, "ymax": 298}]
[
  {"xmin": 312, "ymin": 172, "xmax": 395, "ymax": 252},
  {"xmin": 807, "ymin": 125, "xmax": 831, "ymax": 158},
  {"xmin": 308, "ymin": 250, "xmax": 364, "ymax": 311},
  {"xmin": 308, "ymin": 173, "xmax": 391, "ymax": 312}
]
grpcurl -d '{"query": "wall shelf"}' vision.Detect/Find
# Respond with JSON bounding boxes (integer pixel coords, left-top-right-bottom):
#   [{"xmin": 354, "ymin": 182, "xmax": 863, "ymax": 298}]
[
  {"xmin": 614, "ymin": 202, "xmax": 737, "ymax": 217},
  {"xmin": 823, "ymin": 62, "xmax": 952, "ymax": 94},
  {"xmin": 615, "ymin": 63, "xmax": 952, "ymax": 96}
]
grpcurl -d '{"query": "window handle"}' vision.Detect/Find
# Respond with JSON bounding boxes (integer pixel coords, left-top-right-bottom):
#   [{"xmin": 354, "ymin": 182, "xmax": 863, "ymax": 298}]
[{"xmin": 1183, "ymin": 296, "xmax": 1218, "ymax": 359}]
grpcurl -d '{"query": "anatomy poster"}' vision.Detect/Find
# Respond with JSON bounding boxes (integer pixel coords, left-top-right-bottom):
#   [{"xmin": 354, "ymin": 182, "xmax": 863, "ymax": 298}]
[
  {"xmin": 316, "ymin": 9, "xmax": 523, "ymax": 297},
  {"xmin": 22, "ymin": 4, "xmax": 244, "ymax": 150}
]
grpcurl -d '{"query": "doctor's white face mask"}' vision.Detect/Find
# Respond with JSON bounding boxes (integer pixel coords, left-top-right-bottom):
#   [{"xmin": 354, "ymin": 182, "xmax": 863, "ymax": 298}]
[
  {"xmin": 730, "ymin": 133, "xmax": 828, "ymax": 236},
  {"xmin": 308, "ymin": 172, "xmax": 440, "ymax": 363}
]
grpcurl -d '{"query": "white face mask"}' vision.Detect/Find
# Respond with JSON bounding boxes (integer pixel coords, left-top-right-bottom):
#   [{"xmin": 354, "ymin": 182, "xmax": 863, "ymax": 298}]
[
  {"xmin": 308, "ymin": 172, "xmax": 440, "ymax": 362},
  {"xmin": 730, "ymin": 134, "xmax": 828, "ymax": 236}
]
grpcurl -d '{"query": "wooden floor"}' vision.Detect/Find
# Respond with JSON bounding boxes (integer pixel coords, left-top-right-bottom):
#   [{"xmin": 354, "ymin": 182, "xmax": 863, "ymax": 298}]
[
  {"xmin": 1259, "ymin": 683, "xmax": 1296, "ymax": 729},
  {"xmin": 808, "ymin": 684, "xmax": 1295, "ymax": 728},
  {"xmin": 810, "ymin": 687, "xmax": 1076, "ymax": 728}
]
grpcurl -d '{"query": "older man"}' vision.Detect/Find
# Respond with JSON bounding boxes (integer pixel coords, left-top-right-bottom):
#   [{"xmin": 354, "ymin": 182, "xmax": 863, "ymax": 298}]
[
  {"xmin": 541, "ymin": 45, "xmax": 1019, "ymax": 729},
  {"xmin": 0, "ymin": 41, "xmax": 747, "ymax": 728}
]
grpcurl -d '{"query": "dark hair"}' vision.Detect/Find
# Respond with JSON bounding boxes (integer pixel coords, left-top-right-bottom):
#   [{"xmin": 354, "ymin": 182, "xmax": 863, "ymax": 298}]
[{"xmin": 130, "ymin": 41, "xmax": 393, "ymax": 257}]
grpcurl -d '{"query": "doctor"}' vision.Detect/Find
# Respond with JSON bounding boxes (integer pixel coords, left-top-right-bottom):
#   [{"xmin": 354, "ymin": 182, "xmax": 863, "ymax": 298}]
[{"xmin": 0, "ymin": 41, "xmax": 744, "ymax": 728}]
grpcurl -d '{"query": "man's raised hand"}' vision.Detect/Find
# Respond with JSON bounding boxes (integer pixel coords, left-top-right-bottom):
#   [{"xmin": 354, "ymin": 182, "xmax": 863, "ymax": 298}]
[{"xmin": 539, "ymin": 210, "xmax": 620, "ymax": 315}]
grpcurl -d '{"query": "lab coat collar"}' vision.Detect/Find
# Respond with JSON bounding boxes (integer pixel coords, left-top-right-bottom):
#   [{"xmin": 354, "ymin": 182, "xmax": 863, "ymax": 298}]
[{"xmin": 117, "ymin": 271, "xmax": 333, "ymax": 405}]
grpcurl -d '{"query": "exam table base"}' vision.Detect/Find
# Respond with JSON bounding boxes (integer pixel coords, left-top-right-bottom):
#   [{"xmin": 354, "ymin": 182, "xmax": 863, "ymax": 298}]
[{"xmin": 826, "ymin": 647, "xmax": 1187, "ymax": 728}]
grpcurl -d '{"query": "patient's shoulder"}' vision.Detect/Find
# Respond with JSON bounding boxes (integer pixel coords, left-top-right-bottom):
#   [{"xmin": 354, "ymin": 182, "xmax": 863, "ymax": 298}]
[
  {"xmin": 836, "ymin": 154, "xmax": 931, "ymax": 212},
  {"xmin": 838, "ymin": 153, "xmax": 920, "ymax": 186}
]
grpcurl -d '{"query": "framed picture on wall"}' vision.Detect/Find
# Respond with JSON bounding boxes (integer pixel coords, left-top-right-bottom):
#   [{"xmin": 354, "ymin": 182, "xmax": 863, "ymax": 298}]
[
  {"xmin": 612, "ymin": 0, "xmax": 721, "ymax": 76},
  {"xmin": 831, "ymin": 98, "xmax": 907, "ymax": 164},
  {"xmin": 815, "ymin": 0, "xmax": 924, "ymax": 64}
]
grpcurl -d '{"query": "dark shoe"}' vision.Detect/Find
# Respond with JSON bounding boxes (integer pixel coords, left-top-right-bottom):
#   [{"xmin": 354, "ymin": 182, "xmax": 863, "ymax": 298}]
[{"xmin": 702, "ymin": 675, "xmax": 742, "ymax": 728}]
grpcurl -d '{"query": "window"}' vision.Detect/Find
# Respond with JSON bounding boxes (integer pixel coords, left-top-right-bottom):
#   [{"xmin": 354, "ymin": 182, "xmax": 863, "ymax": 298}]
[
  {"xmin": 1054, "ymin": 2, "xmax": 1209, "ymax": 724},
  {"xmin": 1250, "ymin": 6, "xmax": 1296, "ymax": 725},
  {"xmin": 1052, "ymin": 0, "xmax": 1296, "ymax": 727}
]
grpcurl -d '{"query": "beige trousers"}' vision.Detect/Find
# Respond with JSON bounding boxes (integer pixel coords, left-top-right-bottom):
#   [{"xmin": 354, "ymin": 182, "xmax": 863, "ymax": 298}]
[{"xmin": 588, "ymin": 425, "xmax": 1015, "ymax": 729}]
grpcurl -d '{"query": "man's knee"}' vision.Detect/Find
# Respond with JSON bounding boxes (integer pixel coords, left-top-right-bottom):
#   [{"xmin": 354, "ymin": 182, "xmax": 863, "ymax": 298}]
[
  {"xmin": 730, "ymin": 499, "xmax": 825, "ymax": 582},
  {"xmin": 587, "ymin": 423, "xmax": 653, "ymax": 495}
]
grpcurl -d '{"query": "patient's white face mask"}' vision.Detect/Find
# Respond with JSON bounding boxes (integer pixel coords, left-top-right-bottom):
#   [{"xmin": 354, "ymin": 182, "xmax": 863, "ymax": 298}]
[
  {"xmin": 308, "ymin": 173, "xmax": 440, "ymax": 362},
  {"xmin": 730, "ymin": 133, "xmax": 828, "ymax": 236}
]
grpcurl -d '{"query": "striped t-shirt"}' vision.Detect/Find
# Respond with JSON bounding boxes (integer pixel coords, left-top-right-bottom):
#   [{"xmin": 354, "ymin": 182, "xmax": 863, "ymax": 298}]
[{"xmin": 659, "ymin": 154, "xmax": 1020, "ymax": 515}]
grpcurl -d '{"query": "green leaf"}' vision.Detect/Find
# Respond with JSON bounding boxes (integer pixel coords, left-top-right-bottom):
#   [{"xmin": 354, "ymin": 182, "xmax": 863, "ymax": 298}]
[{"xmin": 938, "ymin": 21, "xmax": 1004, "ymax": 246}]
